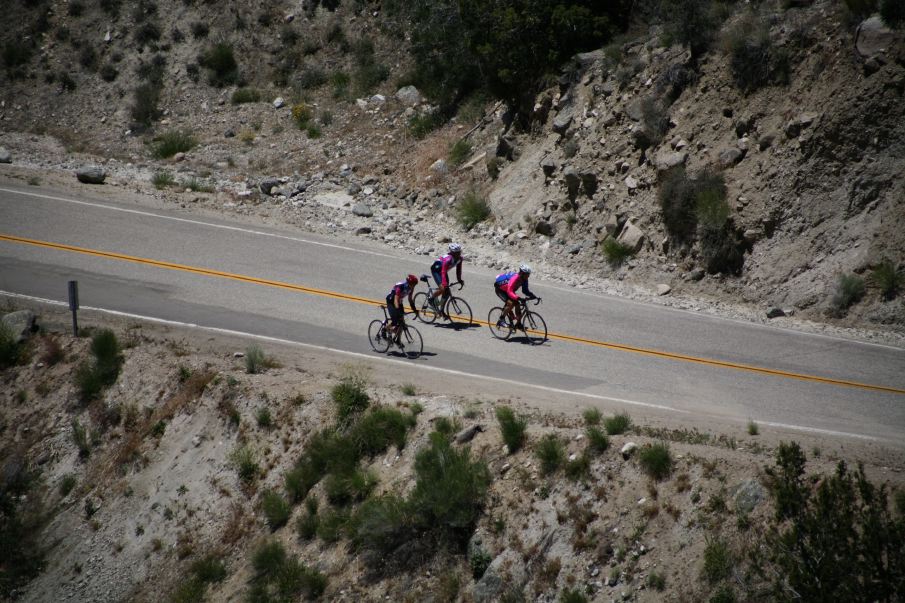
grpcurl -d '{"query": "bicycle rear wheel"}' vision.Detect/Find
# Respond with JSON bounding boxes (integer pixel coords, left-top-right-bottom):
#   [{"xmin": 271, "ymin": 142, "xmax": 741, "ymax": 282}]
[
  {"xmin": 487, "ymin": 307, "xmax": 514, "ymax": 340},
  {"xmin": 368, "ymin": 320, "xmax": 390, "ymax": 353},
  {"xmin": 445, "ymin": 296, "xmax": 473, "ymax": 327},
  {"xmin": 523, "ymin": 311, "xmax": 547, "ymax": 345},
  {"xmin": 400, "ymin": 324, "xmax": 423, "ymax": 359},
  {"xmin": 414, "ymin": 292, "xmax": 438, "ymax": 324}
]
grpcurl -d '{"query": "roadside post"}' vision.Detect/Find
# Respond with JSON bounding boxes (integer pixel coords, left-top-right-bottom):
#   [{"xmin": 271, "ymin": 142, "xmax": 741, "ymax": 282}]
[{"xmin": 68, "ymin": 280, "xmax": 79, "ymax": 336}]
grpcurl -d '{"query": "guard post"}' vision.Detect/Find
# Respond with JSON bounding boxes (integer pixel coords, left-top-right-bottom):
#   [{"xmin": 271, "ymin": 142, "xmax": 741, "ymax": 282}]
[{"xmin": 68, "ymin": 280, "xmax": 79, "ymax": 336}]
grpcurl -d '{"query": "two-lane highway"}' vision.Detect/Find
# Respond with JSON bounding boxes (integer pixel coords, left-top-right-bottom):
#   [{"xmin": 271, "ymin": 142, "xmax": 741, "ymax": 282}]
[{"xmin": 2, "ymin": 183, "xmax": 903, "ymax": 445}]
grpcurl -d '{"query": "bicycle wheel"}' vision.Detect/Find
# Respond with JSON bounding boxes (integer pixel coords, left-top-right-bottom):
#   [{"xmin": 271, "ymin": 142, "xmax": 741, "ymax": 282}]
[
  {"xmin": 487, "ymin": 307, "xmax": 514, "ymax": 340},
  {"xmin": 445, "ymin": 296, "xmax": 473, "ymax": 327},
  {"xmin": 399, "ymin": 324, "xmax": 423, "ymax": 359},
  {"xmin": 368, "ymin": 320, "xmax": 390, "ymax": 353},
  {"xmin": 414, "ymin": 292, "xmax": 438, "ymax": 324},
  {"xmin": 523, "ymin": 311, "xmax": 547, "ymax": 345}
]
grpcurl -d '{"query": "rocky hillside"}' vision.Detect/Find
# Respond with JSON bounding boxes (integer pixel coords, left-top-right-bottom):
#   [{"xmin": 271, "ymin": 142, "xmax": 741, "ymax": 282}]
[
  {"xmin": 2, "ymin": 303, "xmax": 904, "ymax": 603},
  {"xmin": 1, "ymin": 0, "xmax": 904, "ymax": 337}
]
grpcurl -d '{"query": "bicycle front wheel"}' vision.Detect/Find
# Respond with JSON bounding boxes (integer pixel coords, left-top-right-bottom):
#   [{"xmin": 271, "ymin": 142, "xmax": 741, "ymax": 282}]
[
  {"xmin": 445, "ymin": 296, "xmax": 473, "ymax": 327},
  {"xmin": 487, "ymin": 307, "xmax": 513, "ymax": 340},
  {"xmin": 400, "ymin": 325, "xmax": 423, "ymax": 359},
  {"xmin": 523, "ymin": 311, "xmax": 547, "ymax": 345},
  {"xmin": 368, "ymin": 320, "xmax": 390, "ymax": 353},
  {"xmin": 414, "ymin": 292, "xmax": 438, "ymax": 324}
]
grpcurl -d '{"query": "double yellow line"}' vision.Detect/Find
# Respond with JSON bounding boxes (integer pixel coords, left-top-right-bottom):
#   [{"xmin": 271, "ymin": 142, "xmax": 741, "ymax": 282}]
[{"xmin": 4, "ymin": 232, "xmax": 903, "ymax": 395}]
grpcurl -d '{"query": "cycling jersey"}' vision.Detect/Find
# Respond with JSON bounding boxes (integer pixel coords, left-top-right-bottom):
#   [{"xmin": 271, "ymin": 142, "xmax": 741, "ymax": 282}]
[
  {"xmin": 431, "ymin": 253, "xmax": 462, "ymax": 286},
  {"xmin": 494, "ymin": 271, "xmax": 533, "ymax": 301},
  {"xmin": 387, "ymin": 281, "xmax": 412, "ymax": 302}
]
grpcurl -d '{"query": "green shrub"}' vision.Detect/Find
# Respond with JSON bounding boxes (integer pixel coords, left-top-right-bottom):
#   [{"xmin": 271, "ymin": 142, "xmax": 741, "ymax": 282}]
[
  {"xmin": 659, "ymin": 166, "xmax": 727, "ymax": 246},
  {"xmin": 59, "ymin": 474, "xmax": 77, "ymax": 497},
  {"xmin": 881, "ymin": 0, "xmax": 905, "ymax": 27},
  {"xmin": 248, "ymin": 540, "xmax": 326, "ymax": 600},
  {"xmin": 709, "ymin": 585, "xmax": 737, "ymax": 603},
  {"xmin": 306, "ymin": 124, "xmax": 322, "ymax": 139},
  {"xmin": 348, "ymin": 407, "xmax": 415, "ymax": 457},
  {"xmin": 747, "ymin": 420, "xmax": 759, "ymax": 436},
  {"xmin": 152, "ymin": 130, "xmax": 197, "ymax": 159},
  {"xmin": 602, "ymin": 238, "xmax": 636, "ymax": 266},
  {"xmin": 296, "ymin": 498, "xmax": 319, "ymax": 539},
  {"xmin": 0, "ymin": 322, "xmax": 20, "ymax": 368},
  {"xmin": 349, "ymin": 494, "xmax": 414, "ymax": 555},
  {"xmin": 408, "ymin": 111, "xmax": 445, "ymax": 139},
  {"xmin": 633, "ymin": 96, "xmax": 669, "ymax": 150},
  {"xmin": 486, "ymin": 156, "xmax": 501, "ymax": 180},
  {"xmin": 448, "ymin": 139, "xmax": 472, "ymax": 167},
  {"xmin": 230, "ymin": 87, "xmax": 260, "ymax": 104},
  {"xmin": 199, "ymin": 43, "xmax": 238, "ymax": 87},
  {"xmin": 829, "ymin": 273, "xmax": 865, "ymax": 317},
  {"xmin": 603, "ymin": 412, "xmax": 631, "ymax": 435},
  {"xmin": 638, "ymin": 442, "xmax": 673, "ymax": 480},
  {"xmin": 190, "ymin": 21, "xmax": 209, "ymax": 39},
  {"xmin": 647, "ymin": 571, "xmax": 666, "ymax": 591},
  {"xmin": 190, "ymin": 555, "xmax": 227, "ymax": 584},
  {"xmin": 151, "ymin": 171, "xmax": 175, "ymax": 189},
  {"xmin": 3, "ymin": 42, "xmax": 33, "ymax": 71},
  {"xmin": 496, "ymin": 406, "xmax": 527, "ymax": 454},
  {"xmin": 324, "ymin": 468, "xmax": 377, "ymax": 505},
  {"xmin": 699, "ymin": 223, "xmax": 746, "ymax": 275},
  {"xmin": 400, "ymin": 383, "xmax": 417, "ymax": 396},
  {"xmin": 457, "ymin": 191, "xmax": 491, "ymax": 231},
  {"xmin": 409, "ymin": 437, "xmax": 491, "ymax": 538},
  {"xmin": 330, "ymin": 71, "xmax": 351, "ymax": 99},
  {"xmin": 432, "ymin": 416, "xmax": 460, "ymax": 440},
  {"xmin": 72, "ymin": 419, "xmax": 91, "ymax": 458},
  {"xmin": 331, "ymin": 375, "xmax": 370, "ymax": 422},
  {"xmin": 723, "ymin": 16, "xmax": 790, "ymax": 93},
  {"xmin": 130, "ymin": 82, "xmax": 161, "ymax": 128},
  {"xmin": 582, "ymin": 408, "xmax": 602, "ymax": 426},
  {"xmin": 291, "ymin": 102, "xmax": 313, "ymax": 129},
  {"xmin": 559, "ymin": 588, "xmax": 588, "ymax": 603},
  {"xmin": 229, "ymin": 446, "xmax": 259, "ymax": 484},
  {"xmin": 245, "ymin": 344, "xmax": 265, "ymax": 374},
  {"xmin": 586, "ymin": 427, "xmax": 609, "ymax": 455},
  {"xmin": 702, "ymin": 536, "xmax": 732, "ymax": 583},
  {"xmin": 316, "ymin": 508, "xmax": 349, "ymax": 542},
  {"xmin": 0, "ymin": 460, "xmax": 44, "ymax": 598},
  {"xmin": 181, "ymin": 177, "xmax": 214, "ymax": 193},
  {"xmin": 696, "ymin": 187, "xmax": 730, "ymax": 230},
  {"xmin": 256, "ymin": 407, "xmax": 272, "ymax": 429},
  {"xmin": 565, "ymin": 453, "xmax": 591, "ymax": 481},
  {"xmin": 844, "ymin": 0, "xmax": 879, "ymax": 20},
  {"xmin": 134, "ymin": 21, "xmax": 161, "ymax": 48},
  {"xmin": 75, "ymin": 329, "xmax": 122, "ymax": 401},
  {"xmin": 470, "ymin": 548, "xmax": 492, "ymax": 579},
  {"xmin": 662, "ymin": 0, "xmax": 720, "ymax": 59},
  {"xmin": 535, "ymin": 434, "xmax": 566, "ymax": 476},
  {"xmin": 297, "ymin": 66, "xmax": 327, "ymax": 90},
  {"xmin": 871, "ymin": 259, "xmax": 903, "ymax": 300},
  {"xmin": 261, "ymin": 490, "xmax": 290, "ymax": 531}
]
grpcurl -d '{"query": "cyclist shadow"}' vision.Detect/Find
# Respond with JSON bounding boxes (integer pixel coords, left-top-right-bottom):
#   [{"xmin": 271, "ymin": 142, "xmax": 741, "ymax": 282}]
[
  {"xmin": 387, "ymin": 350, "xmax": 438, "ymax": 358},
  {"xmin": 434, "ymin": 322, "xmax": 481, "ymax": 332},
  {"xmin": 505, "ymin": 335, "xmax": 547, "ymax": 345}
]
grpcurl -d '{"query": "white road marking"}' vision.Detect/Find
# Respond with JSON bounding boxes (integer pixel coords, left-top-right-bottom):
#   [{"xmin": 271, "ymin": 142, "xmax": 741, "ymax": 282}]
[
  {"xmin": 1, "ymin": 289, "xmax": 881, "ymax": 443},
  {"xmin": 4, "ymin": 185, "xmax": 902, "ymax": 352}
]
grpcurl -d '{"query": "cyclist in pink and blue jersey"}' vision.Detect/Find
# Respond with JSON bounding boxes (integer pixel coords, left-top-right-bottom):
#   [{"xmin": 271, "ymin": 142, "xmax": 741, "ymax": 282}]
[
  {"xmin": 430, "ymin": 243, "xmax": 464, "ymax": 309},
  {"xmin": 493, "ymin": 264, "xmax": 537, "ymax": 328},
  {"xmin": 385, "ymin": 274, "xmax": 419, "ymax": 343}
]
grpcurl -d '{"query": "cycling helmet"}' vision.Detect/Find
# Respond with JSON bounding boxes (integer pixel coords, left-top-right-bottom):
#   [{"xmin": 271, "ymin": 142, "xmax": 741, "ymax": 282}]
[
  {"xmin": 518, "ymin": 263, "xmax": 532, "ymax": 274},
  {"xmin": 448, "ymin": 243, "xmax": 462, "ymax": 254},
  {"xmin": 406, "ymin": 274, "xmax": 418, "ymax": 286}
]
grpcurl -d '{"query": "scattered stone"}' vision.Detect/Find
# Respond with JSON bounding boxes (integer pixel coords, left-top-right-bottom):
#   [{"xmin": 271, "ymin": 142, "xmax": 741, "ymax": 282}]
[
  {"xmin": 352, "ymin": 203, "xmax": 373, "ymax": 217},
  {"xmin": 568, "ymin": 243, "xmax": 583, "ymax": 255},
  {"xmin": 233, "ymin": 351, "xmax": 245, "ymax": 358},
  {"xmin": 1, "ymin": 310, "xmax": 36, "ymax": 343},
  {"xmin": 272, "ymin": 97, "xmax": 285, "ymax": 109},
  {"xmin": 766, "ymin": 307, "xmax": 786, "ymax": 319},
  {"xmin": 743, "ymin": 229, "xmax": 761, "ymax": 244},
  {"xmin": 76, "ymin": 167, "xmax": 106, "ymax": 184},
  {"xmin": 430, "ymin": 159, "xmax": 449, "ymax": 175},
  {"xmin": 621, "ymin": 442, "xmax": 638, "ymax": 459},
  {"xmin": 347, "ymin": 182, "xmax": 362, "ymax": 195},
  {"xmin": 718, "ymin": 146, "xmax": 745, "ymax": 168},
  {"xmin": 624, "ymin": 175, "xmax": 638, "ymax": 190},
  {"xmin": 654, "ymin": 150, "xmax": 687, "ymax": 172},
  {"xmin": 224, "ymin": 129, "xmax": 236, "ymax": 138},
  {"xmin": 656, "ymin": 284, "xmax": 671, "ymax": 296},
  {"xmin": 455, "ymin": 425, "xmax": 483, "ymax": 444},
  {"xmin": 395, "ymin": 85, "xmax": 421, "ymax": 106},
  {"xmin": 0, "ymin": 148, "xmax": 12, "ymax": 163},
  {"xmin": 541, "ymin": 156, "xmax": 557, "ymax": 178},
  {"xmin": 259, "ymin": 177, "xmax": 281, "ymax": 195},
  {"xmin": 355, "ymin": 226, "xmax": 372, "ymax": 235},
  {"xmin": 784, "ymin": 113, "xmax": 819, "ymax": 138},
  {"xmin": 535, "ymin": 220, "xmax": 556, "ymax": 237},
  {"xmin": 625, "ymin": 100, "xmax": 643, "ymax": 122},
  {"xmin": 552, "ymin": 107, "xmax": 574, "ymax": 135},
  {"xmin": 732, "ymin": 478, "xmax": 767, "ymax": 514},
  {"xmin": 856, "ymin": 16, "xmax": 896, "ymax": 60},
  {"xmin": 688, "ymin": 268, "xmax": 705, "ymax": 281},
  {"xmin": 370, "ymin": 94, "xmax": 386, "ymax": 104},
  {"xmin": 580, "ymin": 171, "xmax": 598, "ymax": 197},
  {"xmin": 563, "ymin": 167, "xmax": 581, "ymax": 198},
  {"xmin": 192, "ymin": 436, "xmax": 202, "ymax": 448},
  {"xmin": 600, "ymin": 81, "xmax": 616, "ymax": 97},
  {"xmin": 496, "ymin": 135, "xmax": 517, "ymax": 160},
  {"xmin": 617, "ymin": 220, "xmax": 644, "ymax": 252}
]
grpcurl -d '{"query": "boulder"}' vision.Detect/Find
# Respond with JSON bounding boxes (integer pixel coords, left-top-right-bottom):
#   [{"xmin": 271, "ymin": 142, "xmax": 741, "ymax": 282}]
[
  {"xmin": 603, "ymin": 214, "xmax": 620, "ymax": 236},
  {"xmin": 600, "ymin": 81, "xmax": 616, "ymax": 97},
  {"xmin": 856, "ymin": 16, "xmax": 896, "ymax": 60},
  {"xmin": 766, "ymin": 307, "xmax": 785, "ymax": 319},
  {"xmin": 688, "ymin": 268, "xmax": 705, "ymax": 281},
  {"xmin": 355, "ymin": 226, "xmax": 372, "ymax": 235},
  {"xmin": 224, "ymin": 128, "xmax": 236, "ymax": 138},
  {"xmin": 580, "ymin": 171, "xmax": 598, "ymax": 197},
  {"xmin": 784, "ymin": 113, "xmax": 819, "ymax": 138},
  {"xmin": 732, "ymin": 479, "xmax": 767, "ymax": 514},
  {"xmin": 473, "ymin": 549, "xmax": 526, "ymax": 603},
  {"xmin": 430, "ymin": 159, "xmax": 449, "ymax": 175},
  {"xmin": 76, "ymin": 167, "xmax": 106, "ymax": 184},
  {"xmin": 656, "ymin": 284, "xmax": 672, "ymax": 296},
  {"xmin": 496, "ymin": 135, "xmax": 517, "ymax": 160},
  {"xmin": 625, "ymin": 99, "xmax": 643, "ymax": 122},
  {"xmin": 0, "ymin": 148, "xmax": 11, "ymax": 163},
  {"xmin": 541, "ymin": 156, "xmax": 557, "ymax": 178},
  {"xmin": 259, "ymin": 177, "xmax": 281, "ymax": 195},
  {"xmin": 552, "ymin": 107, "xmax": 574, "ymax": 135},
  {"xmin": 563, "ymin": 167, "xmax": 581, "ymax": 198},
  {"xmin": 617, "ymin": 220, "xmax": 644, "ymax": 252},
  {"xmin": 455, "ymin": 424, "xmax": 483, "ymax": 444},
  {"xmin": 395, "ymin": 85, "xmax": 421, "ymax": 106},
  {"xmin": 624, "ymin": 175, "xmax": 638, "ymax": 190},
  {"xmin": 718, "ymin": 147, "xmax": 745, "ymax": 168},
  {"xmin": 535, "ymin": 220, "xmax": 555, "ymax": 237},
  {"xmin": 347, "ymin": 182, "xmax": 362, "ymax": 195},
  {"xmin": 352, "ymin": 203, "xmax": 373, "ymax": 217},
  {"xmin": 654, "ymin": 150, "xmax": 687, "ymax": 172},
  {"xmin": 1, "ymin": 310, "xmax": 37, "ymax": 343},
  {"xmin": 620, "ymin": 442, "xmax": 638, "ymax": 459},
  {"xmin": 272, "ymin": 97, "xmax": 285, "ymax": 109}
]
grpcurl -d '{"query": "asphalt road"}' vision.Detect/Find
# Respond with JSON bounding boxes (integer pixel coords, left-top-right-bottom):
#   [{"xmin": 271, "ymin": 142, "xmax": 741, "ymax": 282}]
[{"xmin": 2, "ymin": 183, "xmax": 903, "ymax": 445}]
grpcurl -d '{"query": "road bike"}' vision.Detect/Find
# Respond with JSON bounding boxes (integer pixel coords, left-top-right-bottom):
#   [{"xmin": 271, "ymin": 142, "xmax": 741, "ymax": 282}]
[
  {"xmin": 367, "ymin": 306, "xmax": 423, "ymax": 359},
  {"xmin": 487, "ymin": 297, "xmax": 547, "ymax": 345},
  {"xmin": 413, "ymin": 275, "xmax": 473, "ymax": 328}
]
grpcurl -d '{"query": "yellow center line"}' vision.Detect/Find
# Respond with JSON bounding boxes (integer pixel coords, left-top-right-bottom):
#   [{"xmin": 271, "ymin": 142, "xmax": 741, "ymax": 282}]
[{"xmin": 4, "ymin": 232, "xmax": 904, "ymax": 396}]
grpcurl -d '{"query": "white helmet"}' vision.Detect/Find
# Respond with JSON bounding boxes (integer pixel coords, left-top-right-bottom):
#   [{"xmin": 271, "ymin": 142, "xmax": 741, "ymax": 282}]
[
  {"xmin": 518, "ymin": 263, "xmax": 532, "ymax": 274},
  {"xmin": 448, "ymin": 243, "xmax": 462, "ymax": 253}
]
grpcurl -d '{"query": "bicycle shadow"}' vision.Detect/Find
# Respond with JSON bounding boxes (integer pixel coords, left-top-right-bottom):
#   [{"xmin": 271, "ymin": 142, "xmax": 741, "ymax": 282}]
[
  {"xmin": 386, "ymin": 350, "xmax": 438, "ymax": 358},
  {"xmin": 503, "ymin": 335, "xmax": 549, "ymax": 345},
  {"xmin": 431, "ymin": 321, "xmax": 482, "ymax": 332}
]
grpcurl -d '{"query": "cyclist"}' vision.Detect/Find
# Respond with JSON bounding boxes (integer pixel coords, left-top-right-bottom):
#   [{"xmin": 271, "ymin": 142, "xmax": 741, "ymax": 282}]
[
  {"xmin": 430, "ymin": 243, "xmax": 464, "ymax": 314},
  {"xmin": 385, "ymin": 274, "xmax": 419, "ymax": 346},
  {"xmin": 494, "ymin": 264, "xmax": 538, "ymax": 329}
]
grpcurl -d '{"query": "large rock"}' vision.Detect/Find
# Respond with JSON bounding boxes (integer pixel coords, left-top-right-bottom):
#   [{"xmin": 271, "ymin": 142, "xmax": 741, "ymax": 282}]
[
  {"xmin": 0, "ymin": 148, "xmax": 11, "ymax": 163},
  {"xmin": 2, "ymin": 310, "xmax": 36, "ymax": 343},
  {"xmin": 732, "ymin": 479, "xmax": 767, "ymax": 514},
  {"xmin": 473, "ymin": 549, "xmax": 526, "ymax": 603},
  {"xmin": 563, "ymin": 167, "xmax": 581, "ymax": 199},
  {"xmin": 580, "ymin": 171, "xmax": 598, "ymax": 197},
  {"xmin": 395, "ymin": 85, "xmax": 421, "ymax": 106},
  {"xmin": 784, "ymin": 113, "xmax": 819, "ymax": 138},
  {"xmin": 552, "ymin": 107, "xmax": 574, "ymax": 135},
  {"xmin": 352, "ymin": 203, "xmax": 373, "ymax": 217},
  {"xmin": 76, "ymin": 167, "xmax": 106, "ymax": 184},
  {"xmin": 541, "ymin": 156, "xmax": 557, "ymax": 177},
  {"xmin": 717, "ymin": 147, "xmax": 745, "ymax": 168},
  {"xmin": 455, "ymin": 424, "xmax": 483, "ymax": 444},
  {"xmin": 624, "ymin": 99, "xmax": 643, "ymax": 122},
  {"xmin": 259, "ymin": 177, "xmax": 281, "ymax": 195},
  {"xmin": 430, "ymin": 159, "xmax": 449, "ymax": 174},
  {"xmin": 535, "ymin": 220, "xmax": 555, "ymax": 237},
  {"xmin": 654, "ymin": 150, "xmax": 688, "ymax": 172},
  {"xmin": 496, "ymin": 135, "xmax": 517, "ymax": 160},
  {"xmin": 856, "ymin": 16, "xmax": 896, "ymax": 60},
  {"xmin": 617, "ymin": 220, "xmax": 644, "ymax": 252}
]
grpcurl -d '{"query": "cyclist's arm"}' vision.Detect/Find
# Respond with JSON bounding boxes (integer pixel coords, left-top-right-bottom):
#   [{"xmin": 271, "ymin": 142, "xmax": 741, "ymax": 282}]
[
  {"xmin": 455, "ymin": 261, "xmax": 463, "ymax": 283},
  {"xmin": 521, "ymin": 280, "xmax": 537, "ymax": 299},
  {"xmin": 407, "ymin": 290, "xmax": 418, "ymax": 314}
]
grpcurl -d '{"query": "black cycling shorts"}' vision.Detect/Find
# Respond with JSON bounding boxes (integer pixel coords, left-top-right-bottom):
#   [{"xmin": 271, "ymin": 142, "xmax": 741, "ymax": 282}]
[
  {"xmin": 493, "ymin": 284, "xmax": 511, "ymax": 304},
  {"xmin": 386, "ymin": 296, "xmax": 403, "ymax": 326}
]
